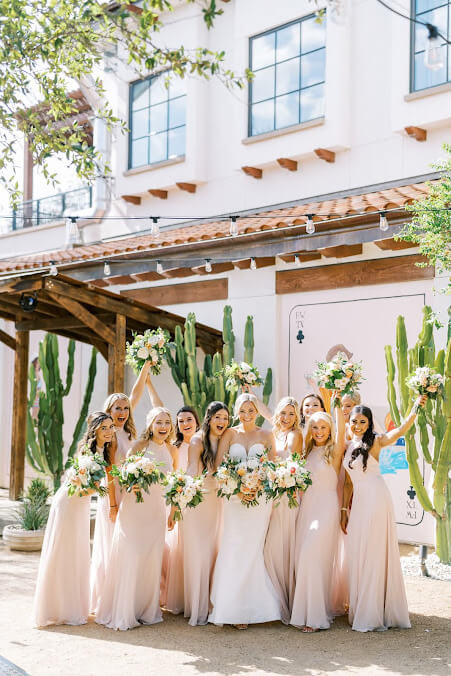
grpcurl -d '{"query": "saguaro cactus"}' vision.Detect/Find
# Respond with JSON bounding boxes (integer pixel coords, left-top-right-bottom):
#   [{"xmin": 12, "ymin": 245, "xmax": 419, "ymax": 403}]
[
  {"xmin": 385, "ymin": 306, "xmax": 451, "ymax": 562},
  {"xmin": 26, "ymin": 334, "xmax": 97, "ymax": 491},
  {"xmin": 165, "ymin": 306, "xmax": 272, "ymax": 421}
]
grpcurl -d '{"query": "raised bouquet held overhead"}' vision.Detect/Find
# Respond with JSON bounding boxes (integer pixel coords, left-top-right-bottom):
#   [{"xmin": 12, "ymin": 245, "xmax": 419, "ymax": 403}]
[
  {"xmin": 263, "ymin": 453, "xmax": 312, "ymax": 509},
  {"xmin": 66, "ymin": 450, "xmax": 108, "ymax": 498},
  {"xmin": 126, "ymin": 328, "xmax": 171, "ymax": 375},
  {"xmin": 406, "ymin": 366, "xmax": 444, "ymax": 400},
  {"xmin": 163, "ymin": 470, "xmax": 206, "ymax": 521},
  {"xmin": 214, "ymin": 451, "xmax": 267, "ymax": 507},
  {"xmin": 313, "ymin": 351, "xmax": 363, "ymax": 397},
  {"xmin": 111, "ymin": 452, "xmax": 165, "ymax": 503},
  {"xmin": 221, "ymin": 361, "xmax": 263, "ymax": 390}
]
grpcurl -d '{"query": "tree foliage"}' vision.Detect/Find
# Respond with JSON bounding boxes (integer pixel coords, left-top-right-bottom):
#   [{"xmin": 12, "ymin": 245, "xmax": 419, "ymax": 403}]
[{"xmin": 0, "ymin": 0, "xmax": 247, "ymax": 205}]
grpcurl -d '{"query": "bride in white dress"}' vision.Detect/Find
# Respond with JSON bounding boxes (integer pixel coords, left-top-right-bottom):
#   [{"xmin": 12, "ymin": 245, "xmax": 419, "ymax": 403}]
[{"xmin": 208, "ymin": 393, "xmax": 281, "ymax": 629}]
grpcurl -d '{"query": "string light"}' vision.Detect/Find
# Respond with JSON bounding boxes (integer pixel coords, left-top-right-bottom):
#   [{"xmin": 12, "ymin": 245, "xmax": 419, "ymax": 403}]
[
  {"xmin": 379, "ymin": 212, "xmax": 389, "ymax": 231},
  {"xmin": 424, "ymin": 23, "xmax": 444, "ymax": 71},
  {"xmin": 306, "ymin": 215, "xmax": 315, "ymax": 234},
  {"xmin": 229, "ymin": 216, "xmax": 238, "ymax": 237},
  {"xmin": 156, "ymin": 260, "xmax": 163, "ymax": 274},
  {"xmin": 49, "ymin": 261, "xmax": 58, "ymax": 276},
  {"xmin": 103, "ymin": 261, "xmax": 111, "ymax": 276},
  {"xmin": 151, "ymin": 216, "xmax": 160, "ymax": 237},
  {"xmin": 205, "ymin": 259, "xmax": 212, "ymax": 273},
  {"xmin": 294, "ymin": 254, "xmax": 301, "ymax": 267},
  {"xmin": 250, "ymin": 257, "xmax": 257, "ymax": 270}
]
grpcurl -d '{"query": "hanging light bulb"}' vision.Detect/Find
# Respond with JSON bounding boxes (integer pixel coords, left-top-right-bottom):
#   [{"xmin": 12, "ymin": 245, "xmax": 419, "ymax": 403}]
[
  {"xmin": 49, "ymin": 261, "xmax": 58, "ymax": 276},
  {"xmin": 151, "ymin": 216, "xmax": 160, "ymax": 237},
  {"xmin": 379, "ymin": 211, "xmax": 389, "ymax": 232},
  {"xmin": 250, "ymin": 257, "xmax": 257, "ymax": 270},
  {"xmin": 205, "ymin": 259, "xmax": 212, "ymax": 273},
  {"xmin": 306, "ymin": 215, "xmax": 315, "ymax": 235},
  {"xmin": 156, "ymin": 260, "xmax": 163, "ymax": 274},
  {"xmin": 294, "ymin": 254, "xmax": 301, "ymax": 268},
  {"xmin": 424, "ymin": 23, "xmax": 444, "ymax": 71},
  {"xmin": 65, "ymin": 216, "xmax": 82, "ymax": 248},
  {"xmin": 103, "ymin": 261, "xmax": 111, "ymax": 277},
  {"xmin": 229, "ymin": 216, "xmax": 238, "ymax": 237}
]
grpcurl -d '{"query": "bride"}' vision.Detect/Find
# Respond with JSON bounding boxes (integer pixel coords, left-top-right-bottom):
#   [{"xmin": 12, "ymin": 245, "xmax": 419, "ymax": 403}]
[{"xmin": 208, "ymin": 393, "xmax": 281, "ymax": 629}]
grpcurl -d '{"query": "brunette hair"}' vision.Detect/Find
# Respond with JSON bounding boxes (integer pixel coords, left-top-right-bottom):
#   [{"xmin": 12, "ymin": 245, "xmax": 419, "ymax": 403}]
[
  {"xmin": 300, "ymin": 393, "xmax": 326, "ymax": 426},
  {"xmin": 174, "ymin": 406, "xmax": 200, "ymax": 448},
  {"xmin": 201, "ymin": 401, "xmax": 229, "ymax": 470},
  {"xmin": 348, "ymin": 405, "xmax": 376, "ymax": 472},
  {"xmin": 303, "ymin": 411, "xmax": 335, "ymax": 464},
  {"xmin": 103, "ymin": 393, "xmax": 137, "ymax": 440},
  {"xmin": 272, "ymin": 397, "xmax": 301, "ymax": 436},
  {"xmin": 141, "ymin": 407, "xmax": 175, "ymax": 443},
  {"xmin": 78, "ymin": 411, "xmax": 113, "ymax": 465}
]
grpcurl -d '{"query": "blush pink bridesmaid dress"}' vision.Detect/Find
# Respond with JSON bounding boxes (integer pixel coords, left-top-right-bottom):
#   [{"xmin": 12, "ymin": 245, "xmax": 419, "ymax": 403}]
[
  {"xmin": 344, "ymin": 445, "xmax": 410, "ymax": 632},
  {"xmin": 33, "ymin": 483, "xmax": 91, "ymax": 627},
  {"xmin": 95, "ymin": 440, "xmax": 173, "ymax": 631}
]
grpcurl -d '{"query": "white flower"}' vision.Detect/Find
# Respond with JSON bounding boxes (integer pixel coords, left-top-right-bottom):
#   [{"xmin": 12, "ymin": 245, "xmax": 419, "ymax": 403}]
[
  {"xmin": 137, "ymin": 346, "xmax": 149, "ymax": 359},
  {"xmin": 148, "ymin": 334, "xmax": 160, "ymax": 346},
  {"xmin": 247, "ymin": 372, "xmax": 257, "ymax": 383},
  {"xmin": 240, "ymin": 362, "xmax": 251, "ymax": 372}
]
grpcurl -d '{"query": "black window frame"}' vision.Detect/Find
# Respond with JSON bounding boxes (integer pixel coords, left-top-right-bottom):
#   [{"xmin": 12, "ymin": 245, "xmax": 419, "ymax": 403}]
[
  {"xmin": 410, "ymin": 0, "xmax": 450, "ymax": 93},
  {"xmin": 248, "ymin": 13, "xmax": 327, "ymax": 138},
  {"xmin": 128, "ymin": 71, "xmax": 187, "ymax": 170}
]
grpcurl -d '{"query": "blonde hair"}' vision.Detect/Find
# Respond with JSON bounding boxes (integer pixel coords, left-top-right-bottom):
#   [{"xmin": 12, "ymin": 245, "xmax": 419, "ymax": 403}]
[
  {"xmin": 103, "ymin": 393, "xmax": 137, "ymax": 440},
  {"xmin": 272, "ymin": 397, "xmax": 301, "ymax": 436},
  {"xmin": 234, "ymin": 392, "xmax": 258, "ymax": 419},
  {"xmin": 304, "ymin": 411, "xmax": 335, "ymax": 464},
  {"xmin": 141, "ymin": 407, "xmax": 175, "ymax": 443},
  {"xmin": 342, "ymin": 392, "xmax": 361, "ymax": 405}
]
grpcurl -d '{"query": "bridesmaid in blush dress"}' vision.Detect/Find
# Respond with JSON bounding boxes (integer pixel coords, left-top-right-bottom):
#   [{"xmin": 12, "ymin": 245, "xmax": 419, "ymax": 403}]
[
  {"xmin": 182, "ymin": 401, "xmax": 229, "ymax": 625},
  {"xmin": 290, "ymin": 401, "xmax": 346, "ymax": 632},
  {"xmin": 341, "ymin": 397, "xmax": 427, "ymax": 632},
  {"xmin": 96, "ymin": 407, "xmax": 178, "ymax": 631},
  {"xmin": 34, "ymin": 412, "xmax": 114, "ymax": 627},
  {"xmin": 264, "ymin": 397, "xmax": 303, "ymax": 624}
]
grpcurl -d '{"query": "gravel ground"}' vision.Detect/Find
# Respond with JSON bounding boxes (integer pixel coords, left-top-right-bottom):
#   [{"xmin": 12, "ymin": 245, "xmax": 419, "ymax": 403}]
[{"xmin": 401, "ymin": 552, "xmax": 451, "ymax": 581}]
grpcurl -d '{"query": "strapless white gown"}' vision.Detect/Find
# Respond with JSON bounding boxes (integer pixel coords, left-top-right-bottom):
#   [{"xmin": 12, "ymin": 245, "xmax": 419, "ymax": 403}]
[{"xmin": 208, "ymin": 443, "xmax": 281, "ymax": 625}]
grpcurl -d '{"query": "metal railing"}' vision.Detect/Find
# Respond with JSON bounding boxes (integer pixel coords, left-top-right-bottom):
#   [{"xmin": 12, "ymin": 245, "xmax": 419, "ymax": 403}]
[{"xmin": 2, "ymin": 186, "xmax": 93, "ymax": 233}]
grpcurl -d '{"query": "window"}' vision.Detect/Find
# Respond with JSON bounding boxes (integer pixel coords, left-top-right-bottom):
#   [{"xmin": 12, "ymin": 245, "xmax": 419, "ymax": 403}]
[
  {"xmin": 129, "ymin": 73, "xmax": 186, "ymax": 169},
  {"xmin": 249, "ymin": 15, "xmax": 326, "ymax": 137},
  {"xmin": 411, "ymin": 0, "xmax": 450, "ymax": 91}
]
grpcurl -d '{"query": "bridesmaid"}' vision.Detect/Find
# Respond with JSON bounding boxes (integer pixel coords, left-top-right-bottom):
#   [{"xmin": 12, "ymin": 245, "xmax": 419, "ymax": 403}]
[
  {"xmin": 34, "ymin": 412, "xmax": 114, "ymax": 627},
  {"xmin": 208, "ymin": 393, "xmax": 281, "ymax": 629},
  {"xmin": 300, "ymin": 393, "xmax": 326, "ymax": 431},
  {"xmin": 264, "ymin": 397, "xmax": 303, "ymax": 624},
  {"xmin": 341, "ymin": 397, "xmax": 427, "ymax": 632},
  {"xmin": 290, "ymin": 402, "xmax": 346, "ymax": 632},
  {"xmin": 183, "ymin": 401, "xmax": 229, "ymax": 625},
  {"xmin": 96, "ymin": 407, "xmax": 177, "ymax": 631}
]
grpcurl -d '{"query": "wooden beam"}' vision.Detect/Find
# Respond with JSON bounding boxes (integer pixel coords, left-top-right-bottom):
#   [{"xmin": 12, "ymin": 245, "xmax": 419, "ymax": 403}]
[
  {"xmin": 405, "ymin": 126, "xmax": 427, "ymax": 142},
  {"xmin": 148, "ymin": 189, "xmax": 168, "ymax": 199},
  {"xmin": 10, "ymin": 330, "xmax": 29, "ymax": 499},
  {"xmin": 122, "ymin": 278, "xmax": 229, "ymax": 306},
  {"xmin": 0, "ymin": 328, "xmax": 16, "ymax": 350},
  {"xmin": 108, "ymin": 314, "xmax": 126, "ymax": 394},
  {"xmin": 276, "ymin": 254, "xmax": 434, "ymax": 295},
  {"xmin": 279, "ymin": 252, "xmax": 322, "ymax": 263},
  {"xmin": 242, "ymin": 166, "xmax": 263, "ymax": 179},
  {"xmin": 374, "ymin": 238, "xmax": 417, "ymax": 251},
  {"xmin": 46, "ymin": 291, "xmax": 115, "ymax": 344},
  {"xmin": 277, "ymin": 157, "xmax": 298, "ymax": 171},
  {"xmin": 176, "ymin": 182, "xmax": 196, "ymax": 193},
  {"xmin": 122, "ymin": 194, "xmax": 141, "ymax": 205},
  {"xmin": 192, "ymin": 262, "xmax": 234, "ymax": 276},
  {"xmin": 314, "ymin": 148, "xmax": 335, "ymax": 163},
  {"xmin": 320, "ymin": 244, "xmax": 363, "ymax": 258},
  {"xmin": 16, "ymin": 312, "xmax": 113, "ymax": 332},
  {"xmin": 233, "ymin": 256, "xmax": 275, "ymax": 270}
]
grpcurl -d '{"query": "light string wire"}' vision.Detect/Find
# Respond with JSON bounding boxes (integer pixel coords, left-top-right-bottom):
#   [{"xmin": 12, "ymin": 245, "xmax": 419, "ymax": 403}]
[{"xmin": 374, "ymin": 0, "xmax": 451, "ymax": 44}]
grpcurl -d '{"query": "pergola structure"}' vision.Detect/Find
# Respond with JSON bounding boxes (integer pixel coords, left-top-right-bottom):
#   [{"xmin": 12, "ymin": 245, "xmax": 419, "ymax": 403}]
[{"xmin": 0, "ymin": 273, "xmax": 222, "ymax": 499}]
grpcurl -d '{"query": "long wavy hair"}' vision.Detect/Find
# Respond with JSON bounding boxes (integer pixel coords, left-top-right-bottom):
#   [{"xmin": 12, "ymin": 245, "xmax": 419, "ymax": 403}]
[
  {"xmin": 234, "ymin": 392, "xmax": 258, "ymax": 419},
  {"xmin": 141, "ymin": 407, "xmax": 175, "ymax": 443},
  {"xmin": 348, "ymin": 405, "xmax": 376, "ymax": 472},
  {"xmin": 272, "ymin": 396, "xmax": 301, "ymax": 437},
  {"xmin": 103, "ymin": 393, "xmax": 137, "ymax": 440},
  {"xmin": 303, "ymin": 411, "xmax": 335, "ymax": 464},
  {"xmin": 201, "ymin": 401, "xmax": 229, "ymax": 470},
  {"xmin": 78, "ymin": 411, "xmax": 113, "ymax": 465},
  {"xmin": 174, "ymin": 406, "xmax": 200, "ymax": 448},
  {"xmin": 300, "ymin": 392, "xmax": 326, "ymax": 426}
]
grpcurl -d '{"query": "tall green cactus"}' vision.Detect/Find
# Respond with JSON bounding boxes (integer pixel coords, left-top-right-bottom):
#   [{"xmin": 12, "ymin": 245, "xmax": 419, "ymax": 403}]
[
  {"xmin": 165, "ymin": 306, "xmax": 272, "ymax": 422},
  {"xmin": 26, "ymin": 334, "xmax": 97, "ymax": 491},
  {"xmin": 385, "ymin": 306, "xmax": 451, "ymax": 563}
]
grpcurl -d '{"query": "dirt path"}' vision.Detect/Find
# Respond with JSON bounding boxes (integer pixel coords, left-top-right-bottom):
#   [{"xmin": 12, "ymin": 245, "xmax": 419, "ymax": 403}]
[{"xmin": 1, "ymin": 543, "xmax": 450, "ymax": 676}]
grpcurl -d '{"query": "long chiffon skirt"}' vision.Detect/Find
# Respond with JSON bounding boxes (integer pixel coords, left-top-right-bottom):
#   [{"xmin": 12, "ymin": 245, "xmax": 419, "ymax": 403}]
[
  {"xmin": 264, "ymin": 498, "xmax": 297, "ymax": 624},
  {"xmin": 90, "ymin": 495, "xmax": 113, "ymax": 613}
]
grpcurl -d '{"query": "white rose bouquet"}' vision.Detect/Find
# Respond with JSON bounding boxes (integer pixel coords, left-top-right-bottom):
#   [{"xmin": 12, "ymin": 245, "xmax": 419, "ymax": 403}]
[
  {"xmin": 406, "ymin": 366, "xmax": 444, "ymax": 401},
  {"xmin": 125, "ymin": 328, "xmax": 171, "ymax": 375},
  {"xmin": 66, "ymin": 451, "xmax": 108, "ymax": 498},
  {"xmin": 214, "ymin": 451, "xmax": 267, "ymax": 507},
  {"xmin": 221, "ymin": 361, "xmax": 263, "ymax": 390},
  {"xmin": 263, "ymin": 453, "xmax": 312, "ymax": 508},
  {"xmin": 111, "ymin": 452, "xmax": 165, "ymax": 503},
  {"xmin": 313, "ymin": 352, "xmax": 363, "ymax": 397},
  {"xmin": 163, "ymin": 470, "xmax": 206, "ymax": 521}
]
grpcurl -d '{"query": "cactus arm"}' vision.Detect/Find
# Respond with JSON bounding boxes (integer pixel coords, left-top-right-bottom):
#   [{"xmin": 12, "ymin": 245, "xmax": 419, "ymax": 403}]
[
  {"xmin": 62, "ymin": 339, "xmax": 75, "ymax": 396},
  {"xmin": 65, "ymin": 347, "xmax": 97, "ymax": 467},
  {"xmin": 433, "ymin": 338, "xmax": 451, "ymax": 517},
  {"xmin": 244, "ymin": 316, "xmax": 254, "ymax": 365},
  {"xmin": 222, "ymin": 305, "xmax": 235, "ymax": 365},
  {"xmin": 262, "ymin": 367, "xmax": 273, "ymax": 405},
  {"xmin": 417, "ymin": 409, "xmax": 432, "ymax": 464},
  {"xmin": 165, "ymin": 348, "xmax": 182, "ymax": 389},
  {"xmin": 181, "ymin": 382, "xmax": 193, "ymax": 406},
  {"xmin": 405, "ymin": 430, "xmax": 437, "ymax": 516},
  {"xmin": 384, "ymin": 346, "xmax": 401, "ymax": 427},
  {"xmin": 395, "ymin": 317, "xmax": 410, "ymax": 416},
  {"xmin": 203, "ymin": 353, "xmax": 212, "ymax": 378}
]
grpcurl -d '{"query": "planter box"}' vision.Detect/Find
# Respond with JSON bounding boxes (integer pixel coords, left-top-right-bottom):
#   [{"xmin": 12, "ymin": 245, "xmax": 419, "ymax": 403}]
[{"xmin": 2, "ymin": 524, "xmax": 45, "ymax": 551}]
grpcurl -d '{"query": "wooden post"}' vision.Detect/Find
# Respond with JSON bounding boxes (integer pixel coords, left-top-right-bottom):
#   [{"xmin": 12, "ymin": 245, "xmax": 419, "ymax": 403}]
[
  {"xmin": 108, "ymin": 314, "xmax": 126, "ymax": 394},
  {"xmin": 10, "ymin": 330, "xmax": 29, "ymax": 500}
]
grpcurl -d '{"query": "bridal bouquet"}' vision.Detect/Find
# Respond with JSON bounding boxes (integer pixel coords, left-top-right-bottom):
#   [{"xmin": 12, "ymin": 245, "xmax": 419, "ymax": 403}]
[
  {"xmin": 66, "ymin": 451, "xmax": 108, "ymax": 498},
  {"xmin": 221, "ymin": 361, "xmax": 263, "ymax": 390},
  {"xmin": 214, "ymin": 452, "xmax": 267, "ymax": 507},
  {"xmin": 313, "ymin": 352, "xmax": 363, "ymax": 396},
  {"xmin": 111, "ymin": 452, "xmax": 165, "ymax": 503},
  {"xmin": 125, "ymin": 328, "xmax": 171, "ymax": 375},
  {"xmin": 406, "ymin": 366, "xmax": 444, "ymax": 400},
  {"xmin": 164, "ymin": 470, "xmax": 206, "ymax": 521},
  {"xmin": 263, "ymin": 454, "xmax": 312, "ymax": 508}
]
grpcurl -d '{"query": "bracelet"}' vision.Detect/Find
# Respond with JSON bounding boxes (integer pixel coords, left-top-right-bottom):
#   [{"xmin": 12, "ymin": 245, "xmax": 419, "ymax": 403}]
[
  {"xmin": 110, "ymin": 504, "xmax": 118, "ymax": 508},
  {"xmin": 341, "ymin": 507, "xmax": 348, "ymax": 511}
]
